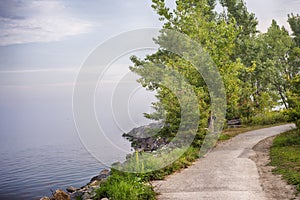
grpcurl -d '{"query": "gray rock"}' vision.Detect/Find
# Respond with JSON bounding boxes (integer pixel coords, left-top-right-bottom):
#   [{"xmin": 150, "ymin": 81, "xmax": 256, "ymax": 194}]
[
  {"xmin": 88, "ymin": 180, "xmax": 100, "ymax": 187},
  {"xmin": 90, "ymin": 169, "xmax": 110, "ymax": 182},
  {"xmin": 70, "ymin": 191, "xmax": 84, "ymax": 200},
  {"xmin": 99, "ymin": 169, "xmax": 110, "ymax": 176},
  {"xmin": 81, "ymin": 192, "xmax": 91, "ymax": 200},
  {"xmin": 123, "ymin": 122, "xmax": 164, "ymax": 139},
  {"xmin": 122, "ymin": 123, "xmax": 170, "ymax": 152},
  {"xmin": 89, "ymin": 190, "xmax": 97, "ymax": 199},
  {"xmin": 66, "ymin": 186, "xmax": 78, "ymax": 193}
]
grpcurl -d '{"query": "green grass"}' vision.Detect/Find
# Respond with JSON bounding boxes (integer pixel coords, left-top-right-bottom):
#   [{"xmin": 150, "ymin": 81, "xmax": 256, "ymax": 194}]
[
  {"xmin": 95, "ymin": 173, "xmax": 155, "ymax": 200},
  {"xmin": 94, "ymin": 147, "xmax": 200, "ymax": 200},
  {"xmin": 116, "ymin": 147, "xmax": 200, "ymax": 180},
  {"xmin": 143, "ymin": 147, "xmax": 200, "ymax": 180},
  {"xmin": 270, "ymin": 128, "xmax": 300, "ymax": 193}
]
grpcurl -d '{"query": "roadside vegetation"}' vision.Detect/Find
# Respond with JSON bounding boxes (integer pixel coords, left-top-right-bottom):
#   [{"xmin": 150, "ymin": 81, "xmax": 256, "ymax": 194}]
[
  {"xmin": 93, "ymin": 0, "xmax": 300, "ymax": 199},
  {"xmin": 95, "ymin": 147, "xmax": 200, "ymax": 200},
  {"xmin": 270, "ymin": 62, "xmax": 300, "ymax": 194},
  {"xmin": 270, "ymin": 128, "xmax": 300, "ymax": 193},
  {"xmin": 94, "ymin": 117, "xmax": 291, "ymax": 200},
  {"xmin": 95, "ymin": 172, "xmax": 155, "ymax": 200}
]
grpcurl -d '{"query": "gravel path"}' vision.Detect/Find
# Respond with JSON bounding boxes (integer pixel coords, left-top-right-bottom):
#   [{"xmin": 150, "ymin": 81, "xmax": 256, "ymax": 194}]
[{"xmin": 153, "ymin": 124, "xmax": 296, "ymax": 200}]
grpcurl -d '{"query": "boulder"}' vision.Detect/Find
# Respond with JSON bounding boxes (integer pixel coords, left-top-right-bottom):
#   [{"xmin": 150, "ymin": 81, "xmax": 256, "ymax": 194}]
[
  {"xmin": 99, "ymin": 169, "xmax": 110, "ymax": 176},
  {"xmin": 123, "ymin": 123, "xmax": 164, "ymax": 139},
  {"xmin": 90, "ymin": 169, "xmax": 110, "ymax": 182},
  {"xmin": 70, "ymin": 191, "xmax": 83, "ymax": 200},
  {"xmin": 89, "ymin": 180, "xmax": 100, "ymax": 187},
  {"xmin": 53, "ymin": 189, "xmax": 70, "ymax": 200},
  {"xmin": 122, "ymin": 123, "xmax": 172, "ymax": 152},
  {"xmin": 81, "ymin": 192, "xmax": 91, "ymax": 200},
  {"xmin": 40, "ymin": 197, "xmax": 51, "ymax": 200},
  {"xmin": 66, "ymin": 186, "xmax": 78, "ymax": 193}
]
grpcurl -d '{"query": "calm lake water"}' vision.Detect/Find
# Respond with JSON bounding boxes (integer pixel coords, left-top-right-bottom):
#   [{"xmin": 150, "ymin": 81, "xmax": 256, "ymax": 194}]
[
  {"xmin": 0, "ymin": 143, "xmax": 106, "ymax": 200},
  {"xmin": 0, "ymin": 104, "xmax": 135, "ymax": 200},
  {"xmin": 0, "ymin": 71, "xmax": 155, "ymax": 199}
]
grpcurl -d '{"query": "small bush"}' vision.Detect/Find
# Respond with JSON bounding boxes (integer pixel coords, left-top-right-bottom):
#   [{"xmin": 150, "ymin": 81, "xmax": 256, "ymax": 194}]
[
  {"xmin": 242, "ymin": 111, "xmax": 288, "ymax": 126},
  {"xmin": 95, "ymin": 173, "xmax": 155, "ymax": 200},
  {"xmin": 286, "ymin": 108, "xmax": 300, "ymax": 128}
]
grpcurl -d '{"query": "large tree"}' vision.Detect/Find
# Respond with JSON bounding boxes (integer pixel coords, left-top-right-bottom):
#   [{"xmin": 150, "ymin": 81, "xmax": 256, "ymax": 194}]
[
  {"xmin": 262, "ymin": 20, "xmax": 294, "ymax": 109},
  {"xmin": 287, "ymin": 13, "xmax": 300, "ymax": 127},
  {"xmin": 219, "ymin": 0, "xmax": 261, "ymax": 118},
  {"xmin": 130, "ymin": 0, "xmax": 242, "ymax": 145}
]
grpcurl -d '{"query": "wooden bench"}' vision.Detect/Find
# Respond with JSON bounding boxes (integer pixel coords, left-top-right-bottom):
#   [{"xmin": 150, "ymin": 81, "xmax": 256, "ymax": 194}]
[{"xmin": 227, "ymin": 119, "xmax": 242, "ymax": 128}]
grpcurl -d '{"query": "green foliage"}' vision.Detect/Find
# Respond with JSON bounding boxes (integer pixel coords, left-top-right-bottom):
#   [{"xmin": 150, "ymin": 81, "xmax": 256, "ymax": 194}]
[
  {"xmin": 112, "ymin": 147, "xmax": 199, "ymax": 180},
  {"xmin": 287, "ymin": 74, "xmax": 300, "ymax": 127},
  {"xmin": 242, "ymin": 112, "xmax": 288, "ymax": 126},
  {"xmin": 130, "ymin": 0, "xmax": 243, "ymax": 144},
  {"xmin": 263, "ymin": 20, "xmax": 294, "ymax": 109},
  {"xmin": 286, "ymin": 14, "xmax": 300, "ymax": 128},
  {"xmin": 95, "ymin": 173, "xmax": 155, "ymax": 200},
  {"xmin": 218, "ymin": 134, "xmax": 232, "ymax": 141},
  {"xmin": 76, "ymin": 3, "xmax": 300, "ymax": 199},
  {"xmin": 113, "ymin": 145, "xmax": 200, "ymax": 174},
  {"xmin": 95, "ymin": 147, "xmax": 200, "ymax": 200},
  {"xmin": 243, "ymin": 20, "xmax": 295, "ymax": 112},
  {"xmin": 273, "ymin": 129, "xmax": 300, "ymax": 147},
  {"xmin": 130, "ymin": 0, "xmax": 300, "ymax": 157},
  {"xmin": 140, "ymin": 1, "xmax": 299, "ymax": 128},
  {"xmin": 142, "ymin": 147, "xmax": 200, "ymax": 180},
  {"xmin": 219, "ymin": 0, "xmax": 258, "ymax": 37},
  {"xmin": 271, "ymin": 129, "xmax": 300, "ymax": 193},
  {"xmin": 75, "ymin": 196, "xmax": 82, "ymax": 200},
  {"xmin": 288, "ymin": 13, "xmax": 300, "ymax": 47}
]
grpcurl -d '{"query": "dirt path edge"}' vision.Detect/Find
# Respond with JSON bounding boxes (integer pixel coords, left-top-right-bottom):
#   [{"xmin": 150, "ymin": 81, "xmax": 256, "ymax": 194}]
[{"xmin": 250, "ymin": 136, "xmax": 299, "ymax": 200}]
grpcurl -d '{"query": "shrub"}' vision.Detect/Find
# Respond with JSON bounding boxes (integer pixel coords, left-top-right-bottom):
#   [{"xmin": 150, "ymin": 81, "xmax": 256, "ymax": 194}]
[
  {"xmin": 242, "ymin": 111, "xmax": 288, "ymax": 126},
  {"xmin": 95, "ymin": 173, "xmax": 155, "ymax": 200},
  {"xmin": 95, "ymin": 146, "xmax": 200, "ymax": 200},
  {"xmin": 286, "ymin": 108, "xmax": 300, "ymax": 128}
]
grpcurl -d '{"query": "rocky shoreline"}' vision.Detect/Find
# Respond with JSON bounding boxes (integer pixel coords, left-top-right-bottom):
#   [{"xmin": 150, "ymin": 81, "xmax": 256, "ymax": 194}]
[
  {"xmin": 40, "ymin": 169, "xmax": 111, "ymax": 200},
  {"xmin": 122, "ymin": 122, "xmax": 169, "ymax": 152},
  {"xmin": 40, "ymin": 123, "xmax": 168, "ymax": 200}
]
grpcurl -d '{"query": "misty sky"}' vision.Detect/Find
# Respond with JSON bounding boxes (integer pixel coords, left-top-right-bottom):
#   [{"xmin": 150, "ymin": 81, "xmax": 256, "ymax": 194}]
[
  {"xmin": 0, "ymin": 0, "xmax": 299, "ymax": 85},
  {"xmin": 0, "ymin": 0, "xmax": 300, "ymax": 149}
]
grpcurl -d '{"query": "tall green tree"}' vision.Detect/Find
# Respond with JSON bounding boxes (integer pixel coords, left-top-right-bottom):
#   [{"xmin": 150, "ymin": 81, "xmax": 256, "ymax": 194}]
[
  {"xmin": 287, "ymin": 74, "xmax": 300, "ymax": 127},
  {"xmin": 287, "ymin": 13, "xmax": 300, "ymax": 127},
  {"xmin": 262, "ymin": 20, "xmax": 294, "ymax": 109},
  {"xmin": 219, "ymin": 0, "xmax": 260, "ymax": 118},
  {"xmin": 130, "ymin": 0, "xmax": 242, "ymax": 145},
  {"xmin": 287, "ymin": 13, "xmax": 300, "ymax": 78}
]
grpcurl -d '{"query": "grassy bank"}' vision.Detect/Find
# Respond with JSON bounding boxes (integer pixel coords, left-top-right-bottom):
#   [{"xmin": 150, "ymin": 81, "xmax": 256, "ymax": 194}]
[
  {"xmin": 270, "ymin": 128, "xmax": 300, "ymax": 193},
  {"xmin": 93, "ymin": 122, "xmax": 291, "ymax": 200},
  {"xmin": 95, "ymin": 147, "xmax": 200, "ymax": 200},
  {"xmin": 95, "ymin": 172, "xmax": 155, "ymax": 200}
]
